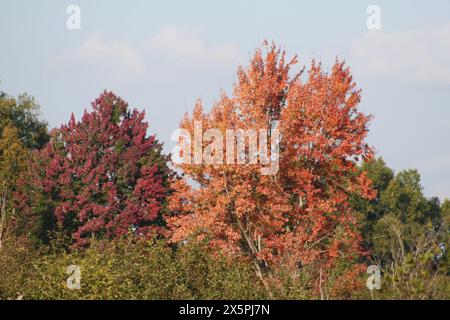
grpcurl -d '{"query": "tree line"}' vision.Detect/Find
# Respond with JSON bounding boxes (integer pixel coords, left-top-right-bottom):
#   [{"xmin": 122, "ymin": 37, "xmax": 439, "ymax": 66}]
[{"xmin": 0, "ymin": 43, "xmax": 448, "ymax": 300}]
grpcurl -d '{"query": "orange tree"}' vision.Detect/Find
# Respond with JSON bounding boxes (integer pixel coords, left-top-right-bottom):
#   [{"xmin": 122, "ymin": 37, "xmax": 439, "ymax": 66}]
[{"xmin": 166, "ymin": 43, "xmax": 375, "ymax": 296}]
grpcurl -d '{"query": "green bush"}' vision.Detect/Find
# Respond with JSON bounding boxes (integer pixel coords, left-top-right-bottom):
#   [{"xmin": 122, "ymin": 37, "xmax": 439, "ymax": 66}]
[
  {"xmin": 0, "ymin": 237, "xmax": 265, "ymax": 300},
  {"xmin": 1, "ymin": 235, "xmax": 448, "ymax": 300}
]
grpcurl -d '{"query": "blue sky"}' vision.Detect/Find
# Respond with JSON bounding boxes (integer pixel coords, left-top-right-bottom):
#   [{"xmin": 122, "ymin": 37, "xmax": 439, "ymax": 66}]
[{"xmin": 1, "ymin": 0, "xmax": 450, "ymax": 199}]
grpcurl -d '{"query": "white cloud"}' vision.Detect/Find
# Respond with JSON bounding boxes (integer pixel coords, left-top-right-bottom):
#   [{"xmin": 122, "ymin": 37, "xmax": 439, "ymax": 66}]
[
  {"xmin": 147, "ymin": 26, "xmax": 240, "ymax": 68},
  {"xmin": 52, "ymin": 28, "xmax": 241, "ymax": 79},
  {"xmin": 53, "ymin": 34, "xmax": 145, "ymax": 77},
  {"xmin": 352, "ymin": 23, "xmax": 450, "ymax": 85}
]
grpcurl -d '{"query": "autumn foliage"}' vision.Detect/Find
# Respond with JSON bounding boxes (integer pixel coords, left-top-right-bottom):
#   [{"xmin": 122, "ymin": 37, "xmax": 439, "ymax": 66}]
[
  {"xmin": 167, "ymin": 43, "xmax": 375, "ymax": 293},
  {"xmin": 0, "ymin": 42, "xmax": 449, "ymax": 300},
  {"xmin": 15, "ymin": 92, "xmax": 170, "ymax": 246}
]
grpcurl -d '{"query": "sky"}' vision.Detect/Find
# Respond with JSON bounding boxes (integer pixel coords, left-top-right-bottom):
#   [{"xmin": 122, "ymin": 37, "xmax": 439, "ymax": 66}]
[{"xmin": 1, "ymin": 0, "xmax": 449, "ymax": 199}]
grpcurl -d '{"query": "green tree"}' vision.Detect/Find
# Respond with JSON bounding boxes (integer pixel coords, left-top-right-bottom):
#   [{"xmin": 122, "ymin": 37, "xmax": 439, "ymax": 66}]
[
  {"xmin": 350, "ymin": 158, "xmax": 393, "ymax": 250},
  {"xmin": 381, "ymin": 169, "xmax": 439, "ymax": 225},
  {"xmin": 0, "ymin": 126, "xmax": 28, "ymax": 249},
  {"xmin": 372, "ymin": 213, "xmax": 448, "ymax": 299},
  {"xmin": 372, "ymin": 169, "xmax": 441, "ymax": 262},
  {"xmin": 352, "ymin": 160, "xmax": 442, "ymax": 260},
  {"xmin": 0, "ymin": 91, "xmax": 49, "ymax": 150},
  {"xmin": 352, "ymin": 160, "xmax": 449, "ymax": 299},
  {"xmin": 0, "ymin": 90, "xmax": 49, "ymax": 249},
  {"xmin": 441, "ymin": 199, "xmax": 450, "ymax": 227}
]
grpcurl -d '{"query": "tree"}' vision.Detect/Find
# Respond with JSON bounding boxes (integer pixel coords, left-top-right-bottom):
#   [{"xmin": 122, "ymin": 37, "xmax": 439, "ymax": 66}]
[
  {"xmin": 374, "ymin": 213, "xmax": 448, "ymax": 299},
  {"xmin": 442, "ymin": 199, "xmax": 450, "ymax": 228},
  {"xmin": 368, "ymin": 169, "xmax": 441, "ymax": 264},
  {"xmin": 0, "ymin": 90, "xmax": 49, "ymax": 249},
  {"xmin": 0, "ymin": 126, "xmax": 28, "ymax": 249},
  {"xmin": 15, "ymin": 91, "xmax": 171, "ymax": 247},
  {"xmin": 352, "ymin": 161, "xmax": 443, "ymax": 259},
  {"xmin": 349, "ymin": 158, "xmax": 394, "ymax": 250},
  {"xmin": 381, "ymin": 169, "xmax": 439, "ymax": 225},
  {"xmin": 167, "ymin": 43, "xmax": 375, "ymax": 295},
  {"xmin": 351, "ymin": 161, "xmax": 449, "ymax": 298},
  {"xmin": 0, "ymin": 92, "xmax": 49, "ymax": 150}
]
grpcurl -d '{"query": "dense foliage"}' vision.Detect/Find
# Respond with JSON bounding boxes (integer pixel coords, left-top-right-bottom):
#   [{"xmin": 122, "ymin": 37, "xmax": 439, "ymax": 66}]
[
  {"xmin": 0, "ymin": 91, "xmax": 49, "ymax": 250},
  {"xmin": 14, "ymin": 92, "xmax": 171, "ymax": 247},
  {"xmin": 0, "ymin": 238, "xmax": 265, "ymax": 300},
  {"xmin": 0, "ymin": 44, "xmax": 448, "ymax": 300},
  {"xmin": 0, "ymin": 91, "xmax": 49, "ymax": 150},
  {"xmin": 168, "ymin": 44, "xmax": 375, "ymax": 296}
]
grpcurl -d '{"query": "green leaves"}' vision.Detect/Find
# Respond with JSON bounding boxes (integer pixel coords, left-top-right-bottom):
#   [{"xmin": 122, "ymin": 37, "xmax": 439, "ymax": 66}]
[
  {"xmin": 0, "ymin": 238, "xmax": 264, "ymax": 300},
  {"xmin": 0, "ymin": 92, "xmax": 49, "ymax": 150}
]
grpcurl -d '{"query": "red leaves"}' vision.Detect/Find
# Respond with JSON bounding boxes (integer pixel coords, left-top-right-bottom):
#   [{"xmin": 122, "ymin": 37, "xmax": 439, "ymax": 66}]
[{"xmin": 16, "ymin": 91, "xmax": 170, "ymax": 247}]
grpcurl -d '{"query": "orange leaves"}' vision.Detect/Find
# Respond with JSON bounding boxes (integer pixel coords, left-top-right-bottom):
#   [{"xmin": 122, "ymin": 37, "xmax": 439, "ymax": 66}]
[
  {"xmin": 234, "ymin": 42, "xmax": 300, "ymax": 126},
  {"xmin": 166, "ymin": 42, "xmax": 375, "ymax": 291}
]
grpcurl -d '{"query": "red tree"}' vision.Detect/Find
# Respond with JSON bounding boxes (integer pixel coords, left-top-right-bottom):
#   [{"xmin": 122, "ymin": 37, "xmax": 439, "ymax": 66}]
[{"xmin": 15, "ymin": 92, "xmax": 171, "ymax": 246}]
